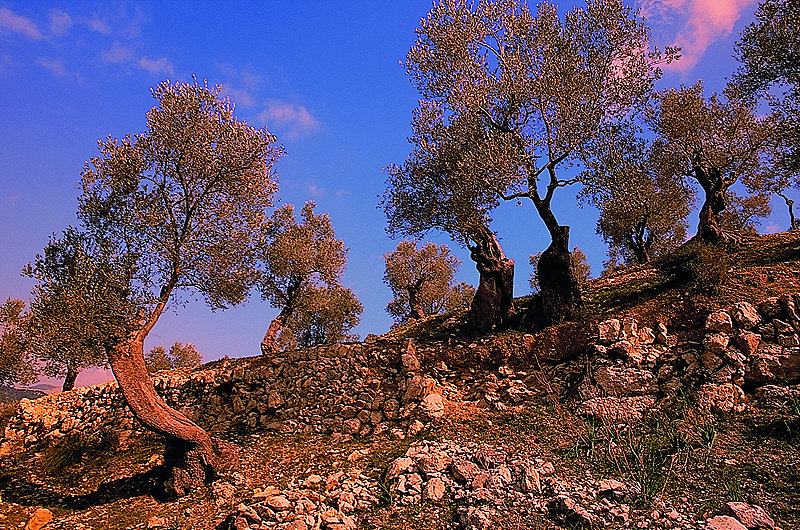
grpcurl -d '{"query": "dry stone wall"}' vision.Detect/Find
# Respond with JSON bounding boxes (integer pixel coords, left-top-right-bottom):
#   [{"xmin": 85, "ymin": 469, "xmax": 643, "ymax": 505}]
[{"xmin": 1, "ymin": 341, "xmax": 447, "ymax": 453}]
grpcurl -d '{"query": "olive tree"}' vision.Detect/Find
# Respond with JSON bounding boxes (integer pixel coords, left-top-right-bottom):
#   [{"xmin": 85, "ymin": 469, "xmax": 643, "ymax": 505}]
[
  {"xmin": 732, "ymin": 0, "xmax": 800, "ymax": 172},
  {"xmin": 77, "ymin": 79, "xmax": 281, "ymax": 494},
  {"xmin": 383, "ymin": 103, "xmax": 515, "ymax": 330},
  {"xmin": 647, "ymin": 82, "xmax": 775, "ymax": 243},
  {"xmin": 580, "ymin": 124, "xmax": 693, "ymax": 264},
  {"xmin": 256, "ymin": 201, "xmax": 352, "ymax": 355},
  {"xmin": 21, "ymin": 229, "xmax": 129, "ymax": 391},
  {"xmin": 0, "ymin": 299, "xmax": 37, "ymax": 387},
  {"xmin": 276, "ymin": 284, "xmax": 362, "ymax": 351},
  {"xmin": 145, "ymin": 342, "xmax": 203, "ymax": 373},
  {"xmin": 395, "ymin": 0, "xmax": 672, "ymax": 324},
  {"xmin": 384, "ymin": 239, "xmax": 469, "ymax": 323}
]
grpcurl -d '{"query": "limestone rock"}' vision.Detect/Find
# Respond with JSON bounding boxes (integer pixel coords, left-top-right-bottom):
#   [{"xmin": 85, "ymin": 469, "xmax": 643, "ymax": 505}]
[
  {"xmin": 747, "ymin": 344, "xmax": 800, "ymax": 383},
  {"xmin": 594, "ymin": 366, "xmax": 656, "ymax": 396},
  {"xmin": 423, "ymin": 476, "xmax": 446, "ymax": 501},
  {"xmin": 387, "ymin": 457, "xmax": 415, "ymax": 479},
  {"xmin": 24, "ymin": 508, "xmax": 53, "ymax": 530},
  {"xmin": 704, "ymin": 333, "xmax": 730, "ymax": 355},
  {"xmin": 608, "ymin": 340, "xmax": 644, "ymax": 365},
  {"xmin": 734, "ymin": 330, "xmax": 761, "ymax": 356},
  {"xmin": 732, "ymin": 302, "xmax": 761, "ymax": 330},
  {"xmin": 707, "ymin": 310, "xmax": 734, "ymax": 333},
  {"xmin": 722, "ymin": 502, "xmax": 777, "ymax": 529},
  {"xmin": 419, "ymin": 393, "xmax": 445, "ymax": 419},
  {"xmin": 402, "ymin": 340, "xmax": 421, "ymax": 372},
  {"xmin": 597, "ymin": 319, "xmax": 621, "ymax": 344},
  {"xmin": 698, "ymin": 383, "xmax": 746, "ymax": 413},
  {"xmin": 707, "ymin": 515, "xmax": 748, "ymax": 530}
]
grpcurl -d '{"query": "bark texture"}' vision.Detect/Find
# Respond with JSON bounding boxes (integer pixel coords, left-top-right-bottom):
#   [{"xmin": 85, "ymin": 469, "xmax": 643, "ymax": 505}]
[
  {"xmin": 695, "ymin": 164, "xmax": 732, "ymax": 244},
  {"xmin": 261, "ymin": 307, "xmax": 292, "ymax": 356},
  {"xmin": 468, "ymin": 227, "xmax": 514, "ymax": 331},
  {"xmin": 62, "ymin": 363, "xmax": 79, "ymax": 392},
  {"xmin": 537, "ymin": 225, "xmax": 582, "ymax": 324},
  {"xmin": 109, "ymin": 333, "xmax": 218, "ymax": 495}
]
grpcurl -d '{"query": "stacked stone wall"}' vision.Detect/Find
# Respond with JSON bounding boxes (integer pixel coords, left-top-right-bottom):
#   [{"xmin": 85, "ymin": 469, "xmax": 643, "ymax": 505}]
[{"xmin": 1, "ymin": 342, "xmax": 426, "ymax": 452}]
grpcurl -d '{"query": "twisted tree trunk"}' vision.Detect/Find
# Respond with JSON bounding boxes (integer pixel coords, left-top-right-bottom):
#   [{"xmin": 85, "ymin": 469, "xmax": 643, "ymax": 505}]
[
  {"xmin": 62, "ymin": 363, "xmax": 79, "ymax": 392},
  {"xmin": 260, "ymin": 306, "xmax": 292, "ymax": 356},
  {"xmin": 467, "ymin": 226, "xmax": 514, "ymax": 331},
  {"xmin": 108, "ymin": 277, "xmax": 221, "ymax": 495},
  {"xmin": 536, "ymin": 225, "xmax": 581, "ymax": 324},
  {"xmin": 531, "ymin": 166, "xmax": 581, "ymax": 324},
  {"xmin": 695, "ymin": 164, "xmax": 730, "ymax": 244},
  {"xmin": 109, "ymin": 331, "xmax": 218, "ymax": 495}
]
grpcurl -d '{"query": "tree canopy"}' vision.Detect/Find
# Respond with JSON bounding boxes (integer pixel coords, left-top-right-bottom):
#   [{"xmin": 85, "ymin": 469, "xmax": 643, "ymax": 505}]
[
  {"xmin": 256, "ymin": 201, "xmax": 354, "ymax": 355},
  {"xmin": 390, "ymin": 0, "xmax": 674, "ymax": 325},
  {"xmin": 647, "ymin": 82, "xmax": 775, "ymax": 243},
  {"xmin": 384, "ymin": 239, "xmax": 473, "ymax": 323},
  {"xmin": 145, "ymin": 342, "xmax": 203, "ymax": 373},
  {"xmin": 580, "ymin": 124, "xmax": 693, "ymax": 264},
  {"xmin": 74, "ymin": 78, "xmax": 282, "ymax": 494},
  {"xmin": 0, "ymin": 299, "xmax": 36, "ymax": 387}
]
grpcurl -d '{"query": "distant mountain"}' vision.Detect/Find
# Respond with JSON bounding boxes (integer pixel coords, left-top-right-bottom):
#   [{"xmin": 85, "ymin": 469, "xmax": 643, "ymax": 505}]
[{"xmin": 0, "ymin": 385, "xmax": 47, "ymax": 404}]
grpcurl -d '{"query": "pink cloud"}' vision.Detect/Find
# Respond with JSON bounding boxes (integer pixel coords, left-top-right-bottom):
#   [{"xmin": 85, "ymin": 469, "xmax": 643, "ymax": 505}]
[
  {"xmin": 0, "ymin": 7, "xmax": 44, "ymax": 39},
  {"xmin": 641, "ymin": 0, "xmax": 757, "ymax": 72},
  {"xmin": 48, "ymin": 10, "xmax": 72, "ymax": 36},
  {"xmin": 86, "ymin": 13, "xmax": 111, "ymax": 35},
  {"xmin": 138, "ymin": 56, "xmax": 174, "ymax": 75},
  {"xmin": 101, "ymin": 42, "xmax": 134, "ymax": 64},
  {"xmin": 36, "ymin": 56, "xmax": 83, "ymax": 82},
  {"xmin": 257, "ymin": 99, "xmax": 320, "ymax": 140}
]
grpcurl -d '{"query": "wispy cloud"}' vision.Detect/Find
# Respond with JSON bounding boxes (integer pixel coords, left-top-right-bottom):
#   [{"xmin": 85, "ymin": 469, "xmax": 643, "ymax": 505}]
[
  {"xmin": 48, "ymin": 10, "xmax": 72, "ymax": 36},
  {"xmin": 641, "ymin": 0, "xmax": 757, "ymax": 72},
  {"xmin": 0, "ymin": 7, "xmax": 44, "ymax": 39},
  {"xmin": 217, "ymin": 65, "xmax": 267, "ymax": 107},
  {"xmin": 138, "ymin": 56, "xmax": 173, "ymax": 75},
  {"xmin": 36, "ymin": 56, "xmax": 83, "ymax": 82},
  {"xmin": 257, "ymin": 99, "xmax": 320, "ymax": 140},
  {"xmin": 101, "ymin": 41, "xmax": 134, "ymax": 64},
  {"xmin": 86, "ymin": 13, "xmax": 111, "ymax": 35},
  {"xmin": 308, "ymin": 184, "xmax": 325, "ymax": 197},
  {"xmin": 765, "ymin": 222, "xmax": 781, "ymax": 234}
]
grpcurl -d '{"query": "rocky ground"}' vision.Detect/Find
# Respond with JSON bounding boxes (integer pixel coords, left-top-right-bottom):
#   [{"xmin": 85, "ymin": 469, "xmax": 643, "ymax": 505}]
[{"xmin": 2, "ymin": 233, "xmax": 800, "ymax": 530}]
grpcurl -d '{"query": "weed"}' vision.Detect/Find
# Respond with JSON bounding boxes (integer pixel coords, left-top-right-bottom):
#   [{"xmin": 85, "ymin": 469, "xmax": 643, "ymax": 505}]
[
  {"xmin": 41, "ymin": 430, "xmax": 114, "ymax": 474},
  {"xmin": 721, "ymin": 466, "xmax": 745, "ymax": 503},
  {"xmin": 697, "ymin": 423, "xmax": 717, "ymax": 450}
]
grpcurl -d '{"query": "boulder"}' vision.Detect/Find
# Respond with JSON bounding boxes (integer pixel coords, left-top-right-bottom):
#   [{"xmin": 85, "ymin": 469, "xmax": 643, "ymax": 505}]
[
  {"xmin": 747, "ymin": 344, "xmax": 800, "ymax": 383},
  {"xmin": 706, "ymin": 310, "xmax": 734, "ymax": 333},
  {"xmin": 732, "ymin": 302, "xmax": 762, "ymax": 330},
  {"xmin": 707, "ymin": 515, "xmax": 748, "ymax": 530},
  {"xmin": 423, "ymin": 477, "xmax": 446, "ymax": 501},
  {"xmin": 697, "ymin": 383, "xmax": 746, "ymax": 413},
  {"xmin": 419, "ymin": 393, "xmax": 445, "ymax": 419},
  {"xmin": 594, "ymin": 366, "xmax": 656, "ymax": 396},
  {"xmin": 722, "ymin": 502, "xmax": 777, "ymax": 529},
  {"xmin": 24, "ymin": 509, "xmax": 53, "ymax": 530},
  {"xmin": 704, "ymin": 333, "xmax": 730, "ymax": 355}
]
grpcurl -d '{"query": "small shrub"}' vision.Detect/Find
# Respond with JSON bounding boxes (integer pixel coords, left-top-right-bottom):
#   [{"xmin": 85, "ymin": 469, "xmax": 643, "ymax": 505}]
[
  {"xmin": 41, "ymin": 430, "xmax": 114, "ymax": 474},
  {"xmin": 661, "ymin": 242, "xmax": 734, "ymax": 293}
]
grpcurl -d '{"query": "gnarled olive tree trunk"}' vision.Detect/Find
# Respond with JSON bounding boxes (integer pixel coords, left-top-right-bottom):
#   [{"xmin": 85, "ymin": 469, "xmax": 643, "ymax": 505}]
[
  {"xmin": 695, "ymin": 164, "xmax": 733, "ymax": 244},
  {"xmin": 109, "ymin": 328, "xmax": 218, "ymax": 495},
  {"xmin": 62, "ymin": 363, "xmax": 79, "ymax": 392},
  {"xmin": 260, "ymin": 306, "xmax": 292, "ymax": 356},
  {"xmin": 532, "ymin": 173, "xmax": 581, "ymax": 325},
  {"xmin": 467, "ymin": 226, "xmax": 514, "ymax": 331}
]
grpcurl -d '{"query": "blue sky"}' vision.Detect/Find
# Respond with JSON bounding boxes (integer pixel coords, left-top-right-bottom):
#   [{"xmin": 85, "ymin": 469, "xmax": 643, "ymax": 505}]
[{"xmin": 0, "ymin": 0, "xmax": 771, "ymax": 386}]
